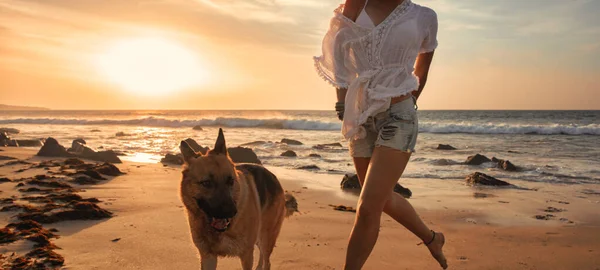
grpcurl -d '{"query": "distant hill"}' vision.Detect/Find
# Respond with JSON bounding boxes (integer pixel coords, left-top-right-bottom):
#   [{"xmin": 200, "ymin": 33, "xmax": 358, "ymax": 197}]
[{"xmin": 0, "ymin": 104, "xmax": 50, "ymax": 111}]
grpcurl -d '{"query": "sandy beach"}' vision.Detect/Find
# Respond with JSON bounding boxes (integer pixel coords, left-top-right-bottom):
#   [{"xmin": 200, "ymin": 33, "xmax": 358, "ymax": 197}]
[{"xmin": 1, "ymin": 147, "xmax": 599, "ymax": 269}]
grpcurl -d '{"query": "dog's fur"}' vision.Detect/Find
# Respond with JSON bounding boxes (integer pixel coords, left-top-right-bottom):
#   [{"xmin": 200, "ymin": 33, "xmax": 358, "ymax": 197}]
[{"xmin": 179, "ymin": 128, "xmax": 295, "ymax": 270}]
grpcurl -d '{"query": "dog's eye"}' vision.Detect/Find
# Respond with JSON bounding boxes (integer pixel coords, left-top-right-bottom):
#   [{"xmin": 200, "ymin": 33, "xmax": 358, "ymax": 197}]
[
  {"xmin": 199, "ymin": 181, "xmax": 213, "ymax": 188},
  {"xmin": 226, "ymin": 176, "xmax": 235, "ymax": 186}
]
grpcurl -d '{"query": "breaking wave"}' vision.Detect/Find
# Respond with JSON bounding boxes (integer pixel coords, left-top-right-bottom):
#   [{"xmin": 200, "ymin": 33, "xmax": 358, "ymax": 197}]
[{"xmin": 1, "ymin": 117, "xmax": 598, "ymax": 135}]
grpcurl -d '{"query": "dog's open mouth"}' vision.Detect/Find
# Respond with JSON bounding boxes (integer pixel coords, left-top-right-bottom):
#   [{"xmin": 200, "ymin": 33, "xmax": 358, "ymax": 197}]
[{"xmin": 208, "ymin": 217, "xmax": 231, "ymax": 232}]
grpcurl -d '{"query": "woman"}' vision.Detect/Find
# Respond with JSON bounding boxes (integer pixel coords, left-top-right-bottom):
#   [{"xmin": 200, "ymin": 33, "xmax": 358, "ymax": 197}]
[{"xmin": 314, "ymin": 0, "xmax": 447, "ymax": 269}]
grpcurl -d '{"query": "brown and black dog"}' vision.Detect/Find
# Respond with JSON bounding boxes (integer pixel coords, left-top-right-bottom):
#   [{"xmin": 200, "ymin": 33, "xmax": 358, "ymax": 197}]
[{"xmin": 179, "ymin": 128, "xmax": 296, "ymax": 270}]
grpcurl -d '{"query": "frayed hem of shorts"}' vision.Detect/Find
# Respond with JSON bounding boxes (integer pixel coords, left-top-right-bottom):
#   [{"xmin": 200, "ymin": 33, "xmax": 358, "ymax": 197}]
[{"xmin": 374, "ymin": 144, "xmax": 415, "ymax": 154}]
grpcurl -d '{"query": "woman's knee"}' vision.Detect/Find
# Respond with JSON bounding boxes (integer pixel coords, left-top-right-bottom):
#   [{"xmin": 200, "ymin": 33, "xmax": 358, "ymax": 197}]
[{"xmin": 356, "ymin": 199, "xmax": 385, "ymax": 220}]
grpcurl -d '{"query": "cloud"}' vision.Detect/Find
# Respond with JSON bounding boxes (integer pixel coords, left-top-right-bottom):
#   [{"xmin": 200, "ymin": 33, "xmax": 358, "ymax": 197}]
[{"xmin": 580, "ymin": 42, "xmax": 600, "ymax": 53}]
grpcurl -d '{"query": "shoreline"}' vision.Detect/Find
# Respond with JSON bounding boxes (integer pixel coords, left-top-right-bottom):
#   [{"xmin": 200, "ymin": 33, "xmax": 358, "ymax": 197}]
[{"xmin": 1, "ymin": 148, "xmax": 600, "ymax": 269}]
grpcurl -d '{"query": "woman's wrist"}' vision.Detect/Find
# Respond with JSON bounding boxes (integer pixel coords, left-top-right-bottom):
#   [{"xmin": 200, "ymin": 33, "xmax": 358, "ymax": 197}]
[{"xmin": 335, "ymin": 101, "xmax": 345, "ymax": 121}]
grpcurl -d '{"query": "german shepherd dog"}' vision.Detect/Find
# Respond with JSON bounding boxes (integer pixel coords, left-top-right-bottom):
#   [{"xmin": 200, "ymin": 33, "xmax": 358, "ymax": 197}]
[{"xmin": 179, "ymin": 128, "xmax": 296, "ymax": 270}]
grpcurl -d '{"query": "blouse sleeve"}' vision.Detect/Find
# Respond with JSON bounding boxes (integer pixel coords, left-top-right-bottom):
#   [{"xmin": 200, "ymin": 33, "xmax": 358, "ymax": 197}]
[
  {"xmin": 314, "ymin": 20, "xmax": 353, "ymax": 89},
  {"xmin": 420, "ymin": 9, "xmax": 438, "ymax": 54}
]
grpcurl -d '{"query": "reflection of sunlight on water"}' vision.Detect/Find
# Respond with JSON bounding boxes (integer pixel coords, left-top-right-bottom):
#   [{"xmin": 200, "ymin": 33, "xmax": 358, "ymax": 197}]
[{"xmin": 121, "ymin": 152, "xmax": 161, "ymax": 163}]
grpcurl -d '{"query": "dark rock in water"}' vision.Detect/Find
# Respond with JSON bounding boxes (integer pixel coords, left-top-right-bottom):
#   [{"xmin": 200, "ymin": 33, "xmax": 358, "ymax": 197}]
[
  {"xmin": 69, "ymin": 138, "xmax": 87, "ymax": 151},
  {"xmin": 436, "ymin": 144, "xmax": 457, "ymax": 150},
  {"xmin": 431, "ymin": 159, "xmax": 460, "ymax": 166},
  {"xmin": 69, "ymin": 140, "xmax": 122, "ymax": 163},
  {"xmin": 465, "ymin": 172, "xmax": 511, "ymax": 186},
  {"xmin": 161, "ymin": 153, "xmax": 184, "ymax": 165},
  {"xmin": 0, "ymin": 177, "xmax": 11, "ymax": 182},
  {"xmin": 341, "ymin": 174, "xmax": 412, "ymax": 198},
  {"xmin": 228, "ymin": 147, "xmax": 261, "ymax": 164},
  {"xmin": 281, "ymin": 138, "xmax": 303, "ymax": 145},
  {"xmin": 94, "ymin": 162, "xmax": 123, "ymax": 176},
  {"xmin": 0, "ymin": 132, "xmax": 19, "ymax": 147},
  {"xmin": 464, "ymin": 154, "xmax": 491, "ymax": 165},
  {"xmin": 115, "ymin": 132, "xmax": 130, "ymax": 137},
  {"xmin": 297, "ymin": 165, "xmax": 320, "ymax": 170},
  {"xmin": 491, "ymin": 157, "xmax": 518, "ymax": 171},
  {"xmin": 0, "ymin": 128, "xmax": 20, "ymax": 134},
  {"xmin": 240, "ymin": 141, "xmax": 268, "ymax": 146},
  {"xmin": 340, "ymin": 174, "xmax": 361, "ymax": 189},
  {"xmin": 501, "ymin": 160, "xmax": 517, "ymax": 171},
  {"xmin": 280, "ymin": 150, "xmax": 297, "ymax": 157},
  {"xmin": 309, "ymin": 153, "xmax": 321, "ymax": 158},
  {"xmin": 192, "ymin": 125, "xmax": 203, "ymax": 131},
  {"xmin": 0, "ymin": 155, "xmax": 16, "ymax": 161},
  {"xmin": 183, "ymin": 138, "xmax": 208, "ymax": 154},
  {"xmin": 1, "ymin": 132, "xmax": 8, "ymax": 142},
  {"xmin": 37, "ymin": 138, "xmax": 73, "ymax": 157},
  {"xmin": 393, "ymin": 184, "xmax": 413, "ymax": 199},
  {"xmin": 313, "ymin": 142, "xmax": 343, "ymax": 149},
  {"xmin": 64, "ymin": 158, "xmax": 85, "ymax": 166},
  {"xmin": 90, "ymin": 129, "xmax": 101, "ymax": 132},
  {"xmin": 93, "ymin": 150, "xmax": 122, "ymax": 163},
  {"xmin": 16, "ymin": 140, "xmax": 43, "ymax": 147}
]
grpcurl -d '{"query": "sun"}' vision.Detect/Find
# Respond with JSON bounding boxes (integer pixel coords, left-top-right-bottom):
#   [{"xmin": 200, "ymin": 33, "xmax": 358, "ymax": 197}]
[{"xmin": 95, "ymin": 37, "xmax": 208, "ymax": 96}]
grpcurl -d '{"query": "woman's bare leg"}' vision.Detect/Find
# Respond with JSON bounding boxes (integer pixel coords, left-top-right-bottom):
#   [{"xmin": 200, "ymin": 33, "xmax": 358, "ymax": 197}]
[{"xmin": 347, "ymin": 150, "xmax": 447, "ymax": 269}]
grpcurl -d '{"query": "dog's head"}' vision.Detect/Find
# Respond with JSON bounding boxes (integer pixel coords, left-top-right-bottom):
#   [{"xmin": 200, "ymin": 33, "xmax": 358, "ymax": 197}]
[{"xmin": 179, "ymin": 128, "xmax": 239, "ymax": 233}]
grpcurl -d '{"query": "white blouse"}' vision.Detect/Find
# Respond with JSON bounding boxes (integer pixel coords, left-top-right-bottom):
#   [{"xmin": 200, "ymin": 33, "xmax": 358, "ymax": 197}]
[{"xmin": 314, "ymin": 0, "xmax": 438, "ymax": 140}]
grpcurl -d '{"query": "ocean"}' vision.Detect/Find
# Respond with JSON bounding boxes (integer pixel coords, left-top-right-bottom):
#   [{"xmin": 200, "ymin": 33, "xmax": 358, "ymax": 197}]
[{"xmin": 1, "ymin": 110, "xmax": 598, "ymax": 185}]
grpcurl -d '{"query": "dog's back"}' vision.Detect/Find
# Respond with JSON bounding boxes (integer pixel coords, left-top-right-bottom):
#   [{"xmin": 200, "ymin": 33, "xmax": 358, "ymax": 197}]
[{"xmin": 236, "ymin": 163, "xmax": 283, "ymax": 210}]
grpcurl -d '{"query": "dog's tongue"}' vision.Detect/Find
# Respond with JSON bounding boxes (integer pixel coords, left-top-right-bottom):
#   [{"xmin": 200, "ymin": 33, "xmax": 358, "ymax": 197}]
[{"xmin": 211, "ymin": 218, "xmax": 230, "ymax": 230}]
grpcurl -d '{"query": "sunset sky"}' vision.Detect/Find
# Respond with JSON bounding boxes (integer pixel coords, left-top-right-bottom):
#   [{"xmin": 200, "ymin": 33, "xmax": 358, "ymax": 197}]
[{"xmin": 1, "ymin": 0, "xmax": 599, "ymax": 110}]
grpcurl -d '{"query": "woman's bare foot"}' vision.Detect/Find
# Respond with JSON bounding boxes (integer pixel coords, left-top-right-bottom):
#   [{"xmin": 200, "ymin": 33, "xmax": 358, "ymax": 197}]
[{"xmin": 426, "ymin": 231, "xmax": 448, "ymax": 269}]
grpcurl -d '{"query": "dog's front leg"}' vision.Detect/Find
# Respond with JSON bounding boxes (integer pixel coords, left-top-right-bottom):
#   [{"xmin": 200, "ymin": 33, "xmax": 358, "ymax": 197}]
[
  {"xmin": 240, "ymin": 251, "xmax": 254, "ymax": 270},
  {"xmin": 200, "ymin": 254, "xmax": 217, "ymax": 270}
]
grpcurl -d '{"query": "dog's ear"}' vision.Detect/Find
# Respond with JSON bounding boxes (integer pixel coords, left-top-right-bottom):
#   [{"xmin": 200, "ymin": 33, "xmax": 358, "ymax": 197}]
[
  {"xmin": 180, "ymin": 140, "xmax": 200, "ymax": 163},
  {"xmin": 211, "ymin": 128, "xmax": 228, "ymax": 156}
]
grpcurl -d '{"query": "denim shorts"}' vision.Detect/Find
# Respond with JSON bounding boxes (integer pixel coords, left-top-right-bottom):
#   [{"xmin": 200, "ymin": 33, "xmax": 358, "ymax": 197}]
[{"xmin": 349, "ymin": 96, "xmax": 418, "ymax": 157}]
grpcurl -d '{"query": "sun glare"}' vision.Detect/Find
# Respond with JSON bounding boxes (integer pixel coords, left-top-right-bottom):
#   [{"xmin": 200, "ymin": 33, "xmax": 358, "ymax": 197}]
[{"xmin": 95, "ymin": 37, "xmax": 207, "ymax": 96}]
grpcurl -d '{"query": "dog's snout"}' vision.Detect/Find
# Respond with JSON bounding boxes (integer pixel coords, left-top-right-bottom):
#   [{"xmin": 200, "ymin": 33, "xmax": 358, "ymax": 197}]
[{"xmin": 213, "ymin": 202, "xmax": 237, "ymax": 219}]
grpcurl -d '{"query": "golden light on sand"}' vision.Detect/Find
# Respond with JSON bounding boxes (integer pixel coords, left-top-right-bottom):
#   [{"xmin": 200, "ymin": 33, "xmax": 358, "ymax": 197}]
[{"xmin": 95, "ymin": 37, "xmax": 207, "ymax": 96}]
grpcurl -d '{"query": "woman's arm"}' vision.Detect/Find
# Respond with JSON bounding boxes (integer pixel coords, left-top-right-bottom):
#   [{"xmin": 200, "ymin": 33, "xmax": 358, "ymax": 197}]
[
  {"xmin": 334, "ymin": 0, "xmax": 364, "ymax": 121},
  {"xmin": 342, "ymin": 0, "xmax": 367, "ymax": 21},
  {"xmin": 412, "ymin": 50, "xmax": 435, "ymax": 100}
]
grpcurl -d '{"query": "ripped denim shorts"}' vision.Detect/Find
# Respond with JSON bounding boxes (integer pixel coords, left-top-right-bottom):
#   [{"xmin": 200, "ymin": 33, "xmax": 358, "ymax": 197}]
[{"xmin": 349, "ymin": 96, "xmax": 418, "ymax": 157}]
